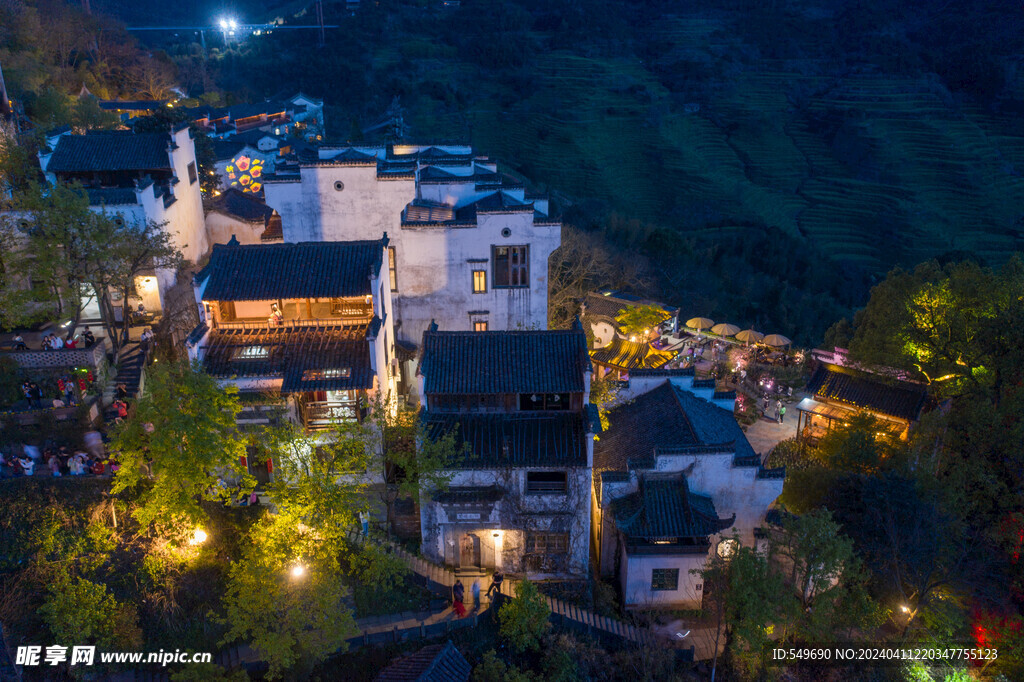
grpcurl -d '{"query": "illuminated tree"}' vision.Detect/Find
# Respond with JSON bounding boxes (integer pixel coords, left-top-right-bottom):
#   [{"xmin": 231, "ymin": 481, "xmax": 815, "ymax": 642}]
[
  {"xmin": 498, "ymin": 579, "xmax": 551, "ymax": 654},
  {"xmin": 110, "ymin": 360, "xmax": 251, "ymax": 529},
  {"xmin": 614, "ymin": 304, "xmax": 668, "ymax": 336}
]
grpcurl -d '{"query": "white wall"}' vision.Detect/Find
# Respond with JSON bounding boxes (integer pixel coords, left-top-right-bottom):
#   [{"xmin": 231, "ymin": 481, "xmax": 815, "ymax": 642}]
[
  {"xmin": 206, "ymin": 212, "xmax": 265, "ymax": 246},
  {"xmin": 622, "ymin": 552, "xmax": 707, "ymax": 609}
]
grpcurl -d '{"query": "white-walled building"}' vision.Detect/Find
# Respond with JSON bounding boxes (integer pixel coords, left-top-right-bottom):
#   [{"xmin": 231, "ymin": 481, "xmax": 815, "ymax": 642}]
[
  {"xmin": 416, "ymin": 323, "xmax": 599, "ymax": 577},
  {"xmin": 205, "ymin": 188, "xmax": 283, "ymax": 246},
  {"xmin": 262, "ymin": 144, "xmax": 561, "ymax": 375},
  {"xmin": 187, "ymin": 237, "xmax": 397, "ymax": 437},
  {"xmin": 39, "ymin": 125, "xmax": 209, "ymax": 313},
  {"xmin": 592, "ymin": 369, "xmax": 785, "ymax": 609}
]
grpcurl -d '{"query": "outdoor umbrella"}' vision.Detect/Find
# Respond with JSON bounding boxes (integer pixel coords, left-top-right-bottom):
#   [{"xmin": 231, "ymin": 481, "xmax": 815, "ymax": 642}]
[
  {"xmin": 734, "ymin": 329, "xmax": 764, "ymax": 344},
  {"xmin": 762, "ymin": 334, "xmax": 792, "ymax": 348},
  {"xmin": 711, "ymin": 323, "xmax": 740, "ymax": 337},
  {"xmin": 686, "ymin": 317, "xmax": 714, "ymax": 331}
]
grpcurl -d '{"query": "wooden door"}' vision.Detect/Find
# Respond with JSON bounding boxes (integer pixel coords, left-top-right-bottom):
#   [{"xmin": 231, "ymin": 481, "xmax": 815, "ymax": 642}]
[{"xmin": 460, "ymin": 534, "xmax": 480, "ymax": 568}]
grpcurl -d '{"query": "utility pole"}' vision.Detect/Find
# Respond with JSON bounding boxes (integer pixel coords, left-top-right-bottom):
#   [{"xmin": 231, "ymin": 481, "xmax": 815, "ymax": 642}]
[
  {"xmin": 0, "ymin": 60, "xmax": 12, "ymax": 123},
  {"xmin": 316, "ymin": 0, "xmax": 325, "ymax": 46}
]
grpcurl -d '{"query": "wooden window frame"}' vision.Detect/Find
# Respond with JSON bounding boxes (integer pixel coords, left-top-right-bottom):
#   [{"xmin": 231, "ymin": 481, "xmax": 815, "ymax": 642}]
[
  {"xmin": 526, "ymin": 471, "xmax": 568, "ymax": 494},
  {"xmin": 472, "ymin": 269, "xmax": 487, "ymax": 294},
  {"xmin": 492, "ymin": 245, "xmax": 529, "ymax": 288}
]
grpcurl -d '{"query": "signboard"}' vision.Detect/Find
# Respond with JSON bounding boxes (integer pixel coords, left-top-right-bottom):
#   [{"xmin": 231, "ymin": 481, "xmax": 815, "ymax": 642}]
[{"xmin": 456, "ymin": 513, "xmax": 481, "ymax": 521}]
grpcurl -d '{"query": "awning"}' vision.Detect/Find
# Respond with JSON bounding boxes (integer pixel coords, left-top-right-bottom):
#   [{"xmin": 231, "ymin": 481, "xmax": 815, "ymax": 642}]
[{"xmin": 794, "ymin": 397, "xmax": 855, "ymax": 422}]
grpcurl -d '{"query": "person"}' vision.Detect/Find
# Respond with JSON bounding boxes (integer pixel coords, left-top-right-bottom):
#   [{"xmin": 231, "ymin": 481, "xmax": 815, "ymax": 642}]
[
  {"xmin": 12, "ymin": 335, "xmax": 26, "ymax": 350},
  {"xmin": 81, "ymin": 327, "xmax": 96, "ymax": 348},
  {"xmin": 64, "ymin": 380, "xmax": 76, "ymax": 406},
  {"xmin": 779, "ymin": 405, "xmax": 787, "ymax": 423},
  {"xmin": 52, "ymin": 397, "xmax": 65, "ymax": 408},
  {"xmin": 84, "ymin": 431, "xmax": 104, "ymax": 459},
  {"xmin": 452, "ymin": 579, "xmax": 466, "ymax": 618},
  {"xmin": 64, "ymin": 333, "xmax": 78, "ymax": 348},
  {"xmin": 29, "ymin": 382, "xmax": 42, "ymax": 408},
  {"xmin": 249, "ymin": 491, "xmax": 259, "ymax": 506},
  {"xmin": 761, "ymin": 395, "xmax": 769, "ymax": 416},
  {"xmin": 69, "ymin": 453, "xmax": 83, "ymax": 476},
  {"xmin": 51, "ymin": 333, "xmax": 64, "ymax": 349},
  {"xmin": 140, "ymin": 328, "xmax": 153, "ymax": 353},
  {"xmin": 23, "ymin": 444, "xmax": 41, "ymax": 462},
  {"xmin": 18, "ymin": 456, "xmax": 34, "ymax": 476},
  {"xmin": 91, "ymin": 459, "xmax": 106, "ymax": 476},
  {"xmin": 48, "ymin": 455, "xmax": 61, "ymax": 477},
  {"xmin": 776, "ymin": 399, "xmax": 783, "ymax": 417},
  {"xmin": 269, "ymin": 304, "xmax": 283, "ymax": 326},
  {"xmin": 114, "ymin": 400, "xmax": 129, "ymax": 422},
  {"xmin": 485, "ymin": 571, "xmax": 503, "ymax": 599},
  {"xmin": 115, "ymin": 383, "xmax": 128, "ymax": 402}
]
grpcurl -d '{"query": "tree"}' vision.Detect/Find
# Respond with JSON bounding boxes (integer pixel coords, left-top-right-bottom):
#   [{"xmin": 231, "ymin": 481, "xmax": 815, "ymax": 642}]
[
  {"xmin": 614, "ymin": 304, "xmax": 667, "ymax": 336},
  {"xmin": 367, "ymin": 394, "xmax": 465, "ymax": 536},
  {"xmin": 38, "ymin": 571, "xmax": 142, "ymax": 649},
  {"xmin": 134, "ymin": 108, "xmax": 221, "ymax": 196},
  {"xmin": 498, "ymin": 579, "xmax": 551, "ymax": 654},
  {"xmin": 547, "ymin": 225, "xmax": 650, "ymax": 330},
  {"xmin": 171, "ymin": 663, "xmax": 250, "ymax": 682},
  {"xmin": 824, "ymin": 474, "xmax": 972, "ymax": 635},
  {"xmin": 472, "ymin": 650, "xmax": 537, "ymax": 682},
  {"xmin": 110, "ymin": 360, "xmax": 250, "ymax": 529},
  {"xmin": 219, "ymin": 513, "xmax": 357, "ymax": 680},
  {"xmin": 847, "ymin": 258, "xmax": 1024, "ymax": 400}
]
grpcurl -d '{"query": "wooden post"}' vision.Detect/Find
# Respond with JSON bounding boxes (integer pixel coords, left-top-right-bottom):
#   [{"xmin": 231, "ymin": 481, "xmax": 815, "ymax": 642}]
[{"xmin": 306, "ymin": 298, "xmax": 312, "ymax": 319}]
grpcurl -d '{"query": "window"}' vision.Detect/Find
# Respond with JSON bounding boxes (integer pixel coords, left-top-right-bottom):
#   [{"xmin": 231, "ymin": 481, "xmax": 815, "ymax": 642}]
[
  {"xmin": 493, "ymin": 245, "xmax": 529, "ymax": 288},
  {"xmin": 232, "ymin": 345, "xmax": 269, "ymax": 360},
  {"xmin": 187, "ymin": 161, "xmax": 198, "ymax": 185},
  {"xmin": 651, "ymin": 568, "xmax": 679, "ymax": 591},
  {"xmin": 388, "ymin": 247, "xmax": 398, "ymax": 292},
  {"xmin": 472, "ymin": 270, "xmax": 487, "ymax": 294},
  {"xmin": 526, "ymin": 471, "xmax": 567, "ymax": 494},
  {"xmin": 301, "ymin": 368, "xmax": 351, "ymax": 381},
  {"xmin": 525, "ymin": 532, "xmax": 568, "ymax": 554},
  {"xmin": 519, "ymin": 393, "xmax": 568, "ymax": 411},
  {"xmin": 334, "ymin": 180, "xmax": 345, "ymax": 191},
  {"xmin": 474, "ymin": 321, "xmax": 488, "ymax": 332}
]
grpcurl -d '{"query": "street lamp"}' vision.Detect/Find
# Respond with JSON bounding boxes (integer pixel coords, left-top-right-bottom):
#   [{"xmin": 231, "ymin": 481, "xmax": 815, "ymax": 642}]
[
  {"xmin": 218, "ymin": 19, "xmax": 229, "ymax": 30},
  {"xmin": 189, "ymin": 528, "xmax": 208, "ymax": 545},
  {"xmin": 291, "ymin": 563, "xmax": 305, "ymax": 578}
]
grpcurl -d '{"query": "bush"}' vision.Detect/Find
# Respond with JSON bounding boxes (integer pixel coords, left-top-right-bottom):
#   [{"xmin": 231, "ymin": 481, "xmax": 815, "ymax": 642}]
[{"xmin": 498, "ymin": 579, "xmax": 551, "ymax": 654}]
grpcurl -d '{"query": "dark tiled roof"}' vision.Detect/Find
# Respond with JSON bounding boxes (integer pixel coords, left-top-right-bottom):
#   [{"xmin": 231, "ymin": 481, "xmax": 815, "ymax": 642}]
[
  {"xmin": 423, "ymin": 411, "xmax": 590, "ymax": 467},
  {"xmin": 421, "ymin": 328, "xmax": 589, "ymax": 395},
  {"xmin": 454, "ymin": 191, "xmax": 532, "ymax": 221},
  {"xmin": 612, "ymin": 476, "xmax": 735, "ymax": 541},
  {"xmin": 208, "ymin": 188, "xmax": 275, "ymax": 224},
  {"xmin": 594, "ymin": 381, "xmax": 756, "ymax": 473},
  {"xmin": 198, "ymin": 238, "xmax": 384, "ymax": 301},
  {"xmin": 86, "ymin": 187, "xmax": 137, "ymax": 206},
  {"xmin": 376, "ymin": 641, "xmax": 470, "ymax": 682},
  {"xmin": 327, "ymin": 147, "xmax": 378, "ymax": 163},
  {"xmin": 47, "ymin": 131, "xmax": 171, "ymax": 173},
  {"xmin": 583, "ymin": 291, "xmax": 678, "ymax": 322},
  {"xmin": 807, "ymin": 363, "xmax": 927, "ymax": 422},
  {"xmin": 590, "ymin": 336, "xmax": 675, "ymax": 371},
  {"xmin": 211, "ymin": 139, "xmax": 250, "ymax": 161},
  {"xmin": 201, "ymin": 324, "xmax": 373, "ymax": 392}
]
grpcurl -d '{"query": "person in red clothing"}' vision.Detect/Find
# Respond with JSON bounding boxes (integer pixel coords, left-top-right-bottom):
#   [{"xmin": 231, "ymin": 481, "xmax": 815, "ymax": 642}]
[
  {"xmin": 452, "ymin": 580, "xmax": 466, "ymax": 618},
  {"xmin": 91, "ymin": 459, "xmax": 106, "ymax": 476}
]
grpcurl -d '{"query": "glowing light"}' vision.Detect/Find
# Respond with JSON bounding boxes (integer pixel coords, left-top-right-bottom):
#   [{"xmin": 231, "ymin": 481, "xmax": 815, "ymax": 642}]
[
  {"xmin": 219, "ymin": 19, "xmax": 229, "ymax": 29},
  {"xmin": 291, "ymin": 564, "xmax": 305, "ymax": 578},
  {"xmin": 229, "ymin": 18, "xmax": 238, "ymax": 29},
  {"xmin": 900, "ymin": 605, "xmax": 911, "ymax": 613},
  {"xmin": 189, "ymin": 528, "xmax": 208, "ymax": 545}
]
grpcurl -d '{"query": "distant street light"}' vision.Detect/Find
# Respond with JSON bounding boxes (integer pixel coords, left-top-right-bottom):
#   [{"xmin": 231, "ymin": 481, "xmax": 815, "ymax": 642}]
[
  {"xmin": 218, "ymin": 19, "xmax": 228, "ymax": 30},
  {"xmin": 189, "ymin": 528, "xmax": 208, "ymax": 545},
  {"xmin": 291, "ymin": 563, "xmax": 305, "ymax": 578}
]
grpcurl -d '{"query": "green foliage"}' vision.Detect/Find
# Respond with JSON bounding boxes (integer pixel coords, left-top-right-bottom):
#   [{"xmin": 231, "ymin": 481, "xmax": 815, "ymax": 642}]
[
  {"xmin": 110, "ymin": 360, "xmax": 250, "ymax": 529},
  {"xmin": 815, "ymin": 413, "xmax": 902, "ymax": 474},
  {"xmin": 38, "ymin": 571, "xmax": 143, "ymax": 649},
  {"xmin": 472, "ymin": 650, "xmax": 537, "ymax": 682},
  {"xmin": 614, "ymin": 304, "xmax": 667, "ymax": 336},
  {"xmin": 588, "ymin": 374, "xmax": 621, "ymax": 434},
  {"xmin": 348, "ymin": 543, "xmax": 410, "ymax": 594},
  {"xmin": 219, "ymin": 513, "xmax": 357, "ymax": 680},
  {"xmin": 498, "ymin": 579, "xmax": 551, "ymax": 654},
  {"xmin": 171, "ymin": 663, "xmax": 249, "ymax": 682},
  {"xmin": 848, "ymin": 258, "xmax": 1024, "ymax": 398}
]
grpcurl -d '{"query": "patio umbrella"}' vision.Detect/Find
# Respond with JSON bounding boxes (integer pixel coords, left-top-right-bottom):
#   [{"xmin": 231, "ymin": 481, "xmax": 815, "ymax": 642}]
[
  {"xmin": 734, "ymin": 329, "xmax": 764, "ymax": 344},
  {"xmin": 711, "ymin": 323, "xmax": 740, "ymax": 337},
  {"xmin": 762, "ymin": 334, "xmax": 792, "ymax": 348},
  {"xmin": 686, "ymin": 317, "xmax": 714, "ymax": 331}
]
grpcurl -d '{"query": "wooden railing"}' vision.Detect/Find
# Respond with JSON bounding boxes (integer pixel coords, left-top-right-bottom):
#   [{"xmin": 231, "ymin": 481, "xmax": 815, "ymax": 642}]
[{"xmin": 302, "ymin": 401, "xmax": 358, "ymax": 429}]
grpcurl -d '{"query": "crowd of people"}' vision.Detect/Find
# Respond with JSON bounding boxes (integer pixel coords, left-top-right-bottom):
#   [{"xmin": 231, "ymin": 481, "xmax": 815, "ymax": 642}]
[
  {"xmin": 14, "ymin": 327, "xmax": 98, "ymax": 351},
  {"xmin": 0, "ymin": 432, "xmax": 116, "ymax": 479},
  {"xmin": 19, "ymin": 373, "xmax": 90, "ymax": 410}
]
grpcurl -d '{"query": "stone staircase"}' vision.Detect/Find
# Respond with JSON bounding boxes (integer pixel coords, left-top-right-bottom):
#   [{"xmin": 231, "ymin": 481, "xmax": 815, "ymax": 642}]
[{"xmin": 103, "ymin": 343, "xmax": 147, "ymax": 419}]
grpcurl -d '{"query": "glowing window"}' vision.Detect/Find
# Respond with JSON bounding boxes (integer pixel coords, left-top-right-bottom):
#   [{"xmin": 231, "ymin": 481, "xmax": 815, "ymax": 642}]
[
  {"xmin": 302, "ymin": 368, "xmax": 351, "ymax": 381},
  {"xmin": 232, "ymin": 346, "xmax": 269, "ymax": 360},
  {"xmin": 472, "ymin": 270, "xmax": 486, "ymax": 294}
]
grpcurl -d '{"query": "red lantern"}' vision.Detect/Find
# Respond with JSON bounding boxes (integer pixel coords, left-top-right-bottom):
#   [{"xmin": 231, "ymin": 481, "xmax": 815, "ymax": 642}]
[
  {"xmin": 266, "ymin": 459, "xmax": 273, "ymax": 474},
  {"xmin": 58, "ymin": 378, "xmax": 65, "ymax": 392},
  {"xmin": 240, "ymin": 455, "xmax": 248, "ymax": 468},
  {"xmin": 78, "ymin": 378, "xmax": 86, "ymax": 390}
]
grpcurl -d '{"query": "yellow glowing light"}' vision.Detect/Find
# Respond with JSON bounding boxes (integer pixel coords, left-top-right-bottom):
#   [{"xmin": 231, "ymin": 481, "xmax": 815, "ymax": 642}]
[
  {"xmin": 189, "ymin": 528, "xmax": 208, "ymax": 545},
  {"xmin": 900, "ymin": 605, "xmax": 911, "ymax": 613},
  {"xmin": 291, "ymin": 564, "xmax": 305, "ymax": 578}
]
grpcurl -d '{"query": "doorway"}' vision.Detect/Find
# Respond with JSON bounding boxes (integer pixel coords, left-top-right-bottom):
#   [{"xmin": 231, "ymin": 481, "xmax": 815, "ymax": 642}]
[{"xmin": 460, "ymin": 534, "xmax": 481, "ymax": 569}]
